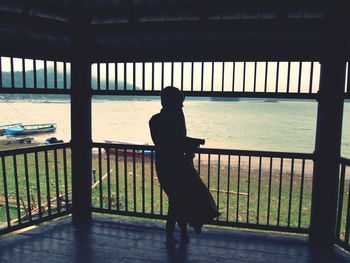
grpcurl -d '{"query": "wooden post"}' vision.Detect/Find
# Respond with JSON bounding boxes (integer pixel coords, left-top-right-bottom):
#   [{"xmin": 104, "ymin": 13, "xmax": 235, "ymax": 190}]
[
  {"xmin": 70, "ymin": 4, "xmax": 92, "ymax": 223},
  {"xmin": 309, "ymin": 1, "xmax": 347, "ymax": 248}
]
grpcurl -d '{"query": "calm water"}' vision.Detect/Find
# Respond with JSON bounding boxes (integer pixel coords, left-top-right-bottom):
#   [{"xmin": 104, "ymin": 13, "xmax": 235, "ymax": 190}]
[{"xmin": 1, "ymin": 100, "xmax": 349, "ymax": 157}]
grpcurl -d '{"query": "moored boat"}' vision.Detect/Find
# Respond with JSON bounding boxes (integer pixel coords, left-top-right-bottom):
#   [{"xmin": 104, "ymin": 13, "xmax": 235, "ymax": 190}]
[
  {"xmin": 103, "ymin": 140, "xmax": 152, "ymax": 156},
  {"xmin": 5, "ymin": 123, "xmax": 56, "ymax": 136},
  {"xmin": 0, "ymin": 123, "xmax": 22, "ymax": 136}
]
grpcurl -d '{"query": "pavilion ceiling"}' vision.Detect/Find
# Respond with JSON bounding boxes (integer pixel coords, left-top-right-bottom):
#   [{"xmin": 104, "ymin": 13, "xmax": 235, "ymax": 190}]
[{"xmin": 0, "ymin": 0, "xmax": 348, "ymax": 61}]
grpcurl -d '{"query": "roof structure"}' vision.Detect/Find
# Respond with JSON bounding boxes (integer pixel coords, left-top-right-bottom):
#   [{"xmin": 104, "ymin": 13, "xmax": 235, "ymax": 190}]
[{"xmin": 0, "ymin": 0, "xmax": 348, "ymax": 61}]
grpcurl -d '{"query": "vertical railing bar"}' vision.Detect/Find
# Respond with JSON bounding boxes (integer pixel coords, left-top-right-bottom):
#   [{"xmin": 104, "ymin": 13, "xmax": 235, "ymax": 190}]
[
  {"xmin": 264, "ymin": 62, "xmax": 268, "ymax": 93},
  {"xmin": 115, "ymin": 62, "xmax": 119, "ymax": 90},
  {"xmin": 347, "ymin": 62, "xmax": 350, "ymax": 94},
  {"xmin": 22, "ymin": 58, "xmax": 26, "ymax": 88},
  {"xmin": 132, "ymin": 62, "xmax": 136, "ymax": 91},
  {"xmin": 24, "ymin": 153, "xmax": 32, "ymax": 221},
  {"xmin": 336, "ymin": 162, "xmax": 346, "ymax": 238},
  {"xmin": 142, "ymin": 62, "xmax": 145, "ymax": 91},
  {"xmin": 191, "ymin": 61, "xmax": 194, "ymax": 92},
  {"xmin": 133, "ymin": 149, "xmax": 136, "ymax": 212},
  {"xmin": 151, "ymin": 62, "xmax": 154, "ymax": 91},
  {"xmin": 236, "ymin": 155, "xmax": 241, "ymax": 222},
  {"xmin": 44, "ymin": 60, "xmax": 48, "ymax": 89},
  {"xmin": 98, "ymin": 147, "xmax": 103, "ymax": 209},
  {"xmin": 257, "ymin": 156, "xmax": 262, "ymax": 224},
  {"xmin": 161, "ymin": 62, "xmax": 164, "ymax": 89},
  {"xmin": 275, "ymin": 61, "xmax": 280, "ymax": 93},
  {"xmin": 197, "ymin": 152, "xmax": 201, "ymax": 176},
  {"xmin": 33, "ymin": 59, "xmax": 37, "ymax": 89},
  {"xmin": 344, "ymin": 171, "xmax": 350, "ymax": 243},
  {"xmin": 298, "ymin": 61, "xmax": 302, "ymax": 94},
  {"xmin": 160, "ymin": 186, "xmax": 163, "ymax": 215},
  {"xmin": 298, "ymin": 159, "xmax": 306, "ymax": 228},
  {"xmin": 171, "ymin": 61, "xmax": 174, "ymax": 86},
  {"xmin": 287, "ymin": 158, "xmax": 295, "ymax": 227},
  {"xmin": 253, "ymin": 61, "xmax": 257, "ymax": 93},
  {"xmin": 44, "ymin": 150, "xmax": 51, "ymax": 216},
  {"xmin": 267, "ymin": 158, "xmax": 273, "ymax": 225},
  {"xmin": 247, "ymin": 156, "xmax": 251, "ymax": 223},
  {"xmin": 242, "ymin": 62, "xmax": 246, "ymax": 92},
  {"xmin": 216, "ymin": 154, "xmax": 221, "ymax": 221},
  {"xmin": 232, "ymin": 61, "xmax": 235, "ymax": 92},
  {"xmin": 201, "ymin": 62, "xmax": 204, "ymax": 92},
  {"xmin": 10, "ymin": 57, "xmax": 14, "ymax": 88},
  {"xmin": 309, "ymin": 61, "xmax": 314, "ymax": 94},
  {"xmin": 97, "ymin": 63, "xmax": 101, "ymax": 91},
  {"xmin": 13, "ymin": 155, "xmax": 21, "ymax": 223},
  {"xmin": 106, "ymin": 62, "xmax": 110, "ymax": 91},
  {"xmin": 115, "ymin": 148, "xmax": 120, "ymax": 211},
  {"xmin": 181, "ymin": 61, "xmax": 184, "ymax": 91},
  {"xmin": 226, "ymin": 155, "xmax": 231, "ymax": 222},
  {"xmin": 107, "ymin": 148, "xmax": 111, "ymax": 210},
  {"xmin": 124, "ymin": 149, "xmax": 128, "ymax": 211},
  {"xmin": 211, "ymin": 62, "xmax": 214, "ymax": 92},
  {"xmin": 277, "ymin": 158, "xmax": 284, "ymax": 226},
  {"xmin": 207, "ymin": 153, "xmax": 211, "ymax": 189},
  {"xmin": 35, "ymin": 152, "xmax": 42, "ymax": 219},
  {"xmin": 221, "ymin": 61, "xmax": 225, "ymax": 92},
  {"xmin": 63, "ymin": 148, "xmax": 69, "ymax": 211},
  {"xmin": 54, "ymin": 149, "xmax": 60, "ymax": 213},
  {"xmin": 63, "ymin": 62, "xmax": 67, "ymax": 90},
  {"xmin": 286, "ymin": 61, "xmax": 291, "ymax": 93},
  {"xmin": 141, "ymin": 149, "xmax": 145, "ymax": 213},
  {"xmin": 54, "ymin": 61, "xmax": 58, "ymax": 89},
  {"xmin": 151, "ymin": 150, "xmax": 154, "ymax": 214},
  {"xmin": 124, "ymin": 62, "xmax": 127, "ymax": 91},
  {"xmin": 2, "ymin": 156, "xmax": 11, "ymax": 227}
]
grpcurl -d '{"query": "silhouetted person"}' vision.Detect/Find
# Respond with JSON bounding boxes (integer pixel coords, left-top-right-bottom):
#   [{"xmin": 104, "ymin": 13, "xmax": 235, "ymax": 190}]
[{"xmin": 149, "ymin": 86, "xmax": 220, "ymax": 247}]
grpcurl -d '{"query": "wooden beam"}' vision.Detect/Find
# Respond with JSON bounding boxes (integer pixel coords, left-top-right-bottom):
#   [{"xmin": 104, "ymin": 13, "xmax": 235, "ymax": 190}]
[
  {"xmin": 70, "ymin": 3, "xmax": 92, "ymax": 224},
  {"xmin": 0, "ymin": 10, "xmax": 67, "ymax": 34},
  {"xmin": 91, "ymin": 18, "xmax": 324, "ymax": 36}
]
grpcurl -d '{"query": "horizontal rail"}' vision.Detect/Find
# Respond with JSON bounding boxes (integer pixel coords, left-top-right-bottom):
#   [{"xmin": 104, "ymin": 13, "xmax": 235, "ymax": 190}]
[
  {"xmin": 92, "ymin": 208, "xmax": 309, "ymax": 235},
  {"xmin": 0, "ymin": 210, "xmax": 71, "ymax": 236},
  {"xmin": 0, "ymin": 143, "xmax": 71, "ymax": 156},
  {"xmin": 93, "ymin": 142, "xmax": 314, "ymax": 159},
  {"xmin": 340, "ymin": 157, "xmax": 350, "ymax": 166},
  {"xmin": 91, "ymin": 90, "xmax": 319, "ymax": 99}
]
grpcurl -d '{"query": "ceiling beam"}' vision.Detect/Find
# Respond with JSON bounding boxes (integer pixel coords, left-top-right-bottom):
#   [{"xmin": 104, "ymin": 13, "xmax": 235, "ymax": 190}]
[
  {"xmin": 91, "ymin": 18, "xmax": 324, "ymax": 36},
  {"xmin": 0, "ymin": 10, "xmax": 67, "ymax": 34}
]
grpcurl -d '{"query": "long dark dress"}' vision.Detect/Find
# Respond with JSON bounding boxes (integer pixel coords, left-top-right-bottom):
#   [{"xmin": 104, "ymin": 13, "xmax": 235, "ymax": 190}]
[{"xmin": 149, "ymin": 108, "xmax": 220, "ymax": 230}]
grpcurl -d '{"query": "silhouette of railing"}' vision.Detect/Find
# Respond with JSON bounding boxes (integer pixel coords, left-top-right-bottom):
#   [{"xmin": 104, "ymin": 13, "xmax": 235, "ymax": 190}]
[
  {"xmin": 0, "ymin": 143, "xmax": 71, "ymax": 235},
  {"xmin": 91, "ymin": 61, "xmax": 324, "ymax": 99},
  {"xmin": 92, "ymin": 142, "xmax": 314, "ymax": 234},
  {"xmin": 336, "ymin": 157, "xmax": 350, "ymax": 250},
  {"xmin": 0, "ymin": 56, "xmax": 71, "ymax": 93}
]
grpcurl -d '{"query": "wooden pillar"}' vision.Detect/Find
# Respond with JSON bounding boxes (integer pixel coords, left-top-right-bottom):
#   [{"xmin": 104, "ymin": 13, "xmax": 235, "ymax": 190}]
[
  {"xmin": 309, "ymin": 2, "xmax": 347, "ymax": 248},
  {"xmin": 70, "ymin": 6, "xmax": 92, "ymax": 223}
]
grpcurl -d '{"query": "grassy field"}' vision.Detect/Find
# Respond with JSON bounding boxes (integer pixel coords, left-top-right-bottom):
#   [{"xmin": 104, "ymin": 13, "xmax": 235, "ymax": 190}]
[{"xmin": 0, "ymin": 143, "xmax": 348, "ymax": 240}]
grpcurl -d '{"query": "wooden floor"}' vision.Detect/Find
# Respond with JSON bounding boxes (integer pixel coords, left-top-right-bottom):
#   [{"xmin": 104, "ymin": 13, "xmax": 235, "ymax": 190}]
[{"xmin": 1, "ymin": 216, "xmax": 350, "ymax": 263}]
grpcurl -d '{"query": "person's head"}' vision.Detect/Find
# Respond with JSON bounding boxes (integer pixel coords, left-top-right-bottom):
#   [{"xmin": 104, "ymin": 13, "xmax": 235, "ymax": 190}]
[{"xmin": 161, "ymin": 86, "xmax": 185, "ymax": 110}]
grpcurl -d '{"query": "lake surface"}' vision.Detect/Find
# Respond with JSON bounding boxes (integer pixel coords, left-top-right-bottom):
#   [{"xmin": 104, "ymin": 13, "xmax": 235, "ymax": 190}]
[{"xmin": 1, "ymin": 99, "xmax": 349, "ymax": 157}]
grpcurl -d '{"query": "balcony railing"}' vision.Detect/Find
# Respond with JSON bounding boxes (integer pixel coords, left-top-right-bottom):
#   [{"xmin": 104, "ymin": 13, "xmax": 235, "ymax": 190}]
[
  {"xmin": 0, "ymin": 143, "xmax": 71, "ymax": 235},
  {"xmin": 336, "ymin": 157, "xmax": 350, "ymax": 250},
  {"xmin": 92, "ymin": 142, "xmax": 314, "ymax": 234},
  {"xmin": 4, "ymin": 142, "xmax": 350, "ymax": 253}
]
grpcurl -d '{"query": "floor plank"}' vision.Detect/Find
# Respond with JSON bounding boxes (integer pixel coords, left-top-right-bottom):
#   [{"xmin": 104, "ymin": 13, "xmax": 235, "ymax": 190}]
[{"xmin": 1, "ymin": 215, "xmax": 350, "ymax": 263}]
